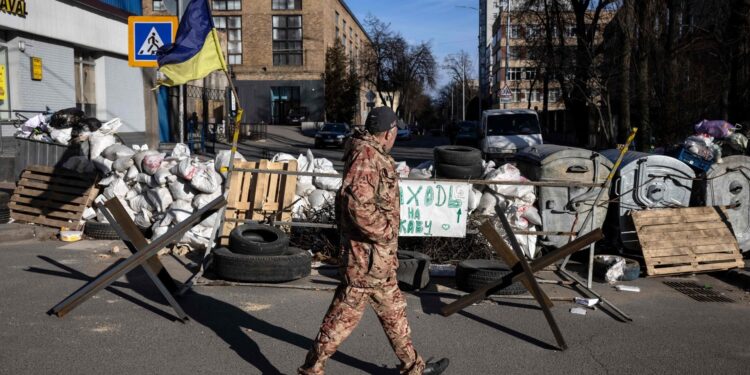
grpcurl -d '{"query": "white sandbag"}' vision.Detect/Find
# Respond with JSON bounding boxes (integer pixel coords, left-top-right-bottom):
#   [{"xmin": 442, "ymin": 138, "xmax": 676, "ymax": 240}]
[
  {"xmin": 151, "ymin": 219, "xmax": 169, "ymax": 240},
  {"xmin": 112, "ymin": 157, "xmax": 134, "ymax": 173},
  {"xmin": 191, "ymin": 166, "xmax": 222, "ymax": 194},
  {"xmin": 132, "ymin": 182, "xmax": 145, "ymax": 194},
  {"xmin": 476, "ymin": 191, "xmax": 507, "ymax": 216},
  {"xmin": 179, "ymin": 230, "xmax": 211, "ymax": 250},
  {"xmin": 137, "ymin": 173, "xmax": 153, "ymax": 185},
  {"xmin": 468, "ymin": 188, "xmax": 483, "ymax": 212},
  {"xmin": 152, "ymin": 168, "xmax": 175, "ymax": 187},
  {"xmin": 481, "ymin": 160, "xmax": 496, "ymax": 178},
  {"xmin": 171, "ymin": 143, "xmax": 191, "ymax": 159},
  {"xmin": 146, "ymin": 187, "xmax": 174, "ymax": 213},
  {"xmin": 188, "ymin": 224, "xmax": 214, "ymax": 240},
  {"xmin": 49, "ymin": 127, "xmax": 72, "ymax": 145},
  {"xmin": 297, "ymin": 149, "xmax": 316, "ymax": 190},
  {"xmin": 296, "ymin": 182, "xmax": 316, "ymax": 197},
  {"xmin": 394, "ymin": 161, "xmax": 410, "ymax": 178},
  {"xmin": 515, "ymin": 228, "xmax": 539, "ymax": 259},
  {"xmin": 313, "ymin": 172, "xmax": 342, "ymax": 191},
  {"xmin": 313, "ymin": 157, "xmax": 334, "ymax": 170},
  {"xmin": 89, "ymin": 134, "xmax": 118, "ymax": 160},
  {"xmin": 92, "ymin": 156, "xmax": 113, "ymax": 174},
  {"xmin": 485, "ymin": 164, "xmax": 536, "ymax": 203},
  {"xmin": 99, "ymin": 118, "xmax": 122, "ymax": 135},
  {"xmin": 62, "ymin": 156, "xmax": 95, "ymax": 174},
  {"xmin": 198, "ymin": 211, "xmax": 220, "ymax": 229},
  {"xmin": 142, "ymin": 153, "xmax": 166, "ymax": 175},
  {"xmin": 271, "ymin": 153, "xmax": 297, "ymax": 162},
  {"xmin": 133, "ymin": 150, "xmax": 159, "ymax": 172},
  {"xmin": 98, "ymin": 174, "xmax": 117, "ymax": 187},
  {"xmin": 173, "ymin": 158, "xmax": 199, "ymax": 181},
  {"xmin": 308, "ymin": 189, "xmax": 335, "ymax": 210},
  {"xmin": 125, "ymin": 165, "xmax": 139, "ymax": 182},
  {"xmin": 169, "ymin": 178, "xmax": 196, "ymax": 201},
  {"xmin": 291, "ymin": 195, "xmax": 311, "ymax": 220},
  {"xmin": 82, "ymin": 207, "xmax": 97, "ymax": 220},
  {"xmin": 167, "ymin": 200, "xmax": 194, "ymax": 224},
  {"xmin": 520, "ymin": 206, "xmax": 542, "ymax": 226},
  {"xmin": 124, "ymin": 188, "xmax": 139, "ymax": 200},
  {"xmin": 103, "ymin": 178, "xmax": 129, "ymax": 200},
  {"xmin": 193, "ymin": 190, "xmax": 222, "ymax": 209},
  {"xmin": 409, "ymin": 160, "xmax": 433, "ymax": 179},
  {"xmin": 134, "ymin": 209, "xmax": 153, "ymax": 229},
  {"xmin": 214, "ymin": 150, "xmax": 246, "ymax": 177},
  {"xmin": 297, "ymin": 152, "xmax": 311, "ymax": 172},
  {"xmin": 129, "ymin": 194, "xmax": 154, "ymax": 213},
  {"xmin": 102, "ymin": 144, "xmax": 135, "ymax": 161}
]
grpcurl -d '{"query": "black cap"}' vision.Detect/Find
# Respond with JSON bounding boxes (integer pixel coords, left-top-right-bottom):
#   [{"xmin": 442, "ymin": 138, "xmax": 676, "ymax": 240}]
[{"xmin": 365, "ymin": 107, "xmax": 398, "ymax": 134}]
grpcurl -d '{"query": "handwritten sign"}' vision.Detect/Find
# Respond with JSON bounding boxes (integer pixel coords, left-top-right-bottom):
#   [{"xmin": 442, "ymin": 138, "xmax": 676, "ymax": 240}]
[{"xmin": 399, "ymin": 180, "xmax": 470, "ymax": 238}]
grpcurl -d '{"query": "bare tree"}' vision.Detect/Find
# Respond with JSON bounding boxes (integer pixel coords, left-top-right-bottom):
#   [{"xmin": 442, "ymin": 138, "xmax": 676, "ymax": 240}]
[{"xmin": 443, "ymin": 51, "xmax": 475, "ymax": 121}]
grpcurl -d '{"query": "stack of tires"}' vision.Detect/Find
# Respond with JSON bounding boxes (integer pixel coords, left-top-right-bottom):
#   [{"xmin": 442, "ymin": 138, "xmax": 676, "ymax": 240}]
[
  {"xmin": 397, "ymin": 250, "xmax": 431, "ymax": 290},
  {"xmin": 455, "ymin": 259, "xmax": 526, "ymax": 295},
  {"xmin": 84, "ymin": 220, "xmax": 120, "ymax": 240},
  {"xmin": 0, "ymin": 192, "xmax": 9, "ymax": 224},
  {"xmin": 433, "ymin": 146, "xmax": 484, "ymax": 179},
  {"xmin": 213, "ymin": 223, "xmax": 312, "ymax": 283}
]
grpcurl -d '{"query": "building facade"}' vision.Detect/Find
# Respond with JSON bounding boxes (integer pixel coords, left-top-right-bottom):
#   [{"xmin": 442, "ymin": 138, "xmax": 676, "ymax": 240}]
[
  {"xmin": 145, "ymin": 0, "xmax": 371, "ymax": 126},
  {"xmin": 0, "ymin": 0, "xmax": 149, "ymax": 136},
  {"xmin": 479, "ymin": 0, "xmax": 502, "ymax": 104}
]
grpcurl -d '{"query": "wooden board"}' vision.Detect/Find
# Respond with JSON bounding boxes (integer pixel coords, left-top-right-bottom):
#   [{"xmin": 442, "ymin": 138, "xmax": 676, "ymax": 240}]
[
  {"xmin": 220, "ymin": 160, "xmax": 298, "ymax": 245},
  {"xmin": 632, "ymin": 207, "xmax": 744, "ymax": 276},
  {"xmin": 10, "ymin": 165, "xmax": 99, "ymax": 231}
]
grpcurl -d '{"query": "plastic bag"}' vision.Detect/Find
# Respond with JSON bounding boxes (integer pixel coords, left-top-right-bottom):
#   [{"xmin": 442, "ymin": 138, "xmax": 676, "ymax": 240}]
[
  {"xmin": 296, "ymin": 149, "xmax": 316, "ymax": 193},
  {"xmin": 485, "ymin": 164, "xmax": 536, "ymax": 203},
  {"xmin": 79, "ymin": 117, "xmax": 102, "ymax": 133},
  {"xmin": 313, "ymin": 158, "xmax": 341, "ymax": 191},
  {"xmin": 476, "ymin": 191, "xmax": 507, "ymax": 216},
  {"xmin": 409, "ymin": 161, "xmax": 433, "ymax": 179},
  {"xmin": 49, "ymin": 108, "xmax": 84, "ymax": 129},
  {"xmin": 191, "ymin": 166, "xmax": 222, "ymax": 194},
  {"xmin": 694, "ymin": 120, "xmax": 736, "ymax": 139},
  {"xmin": 142, "ymin": 153, "xmax": 166, "ymax": 175},
  {"xmin": 394, "ymin": 161, "xmax": 410, "ymax": 178},
  {"xmin": 92, "ymin": 156, "xmax": 113, "ymax": 174},
  {"xmin": 520, "ymin": 205, "xmax": 542, "ymax": 226},
  {"xmin": 102, "ymin": 144, "xmax": 135, "ymax": 161},
  {"xmin": 468, "ymin": 188, "xmax": 483, "ymax": 212},
  {"xmin": 271, "ymin": 153, "xmax": 297, "ymax": 163},
  {"xmin": 214, "ymin": 150, "xmax": 246, "ymax": 178},
  {"xmin": 291, "ymin": 195, "xmax": 310, "ymax": 220},
  {"xmin": 49, "ymin": 127, "xmax": 72, "ymax": 145}
]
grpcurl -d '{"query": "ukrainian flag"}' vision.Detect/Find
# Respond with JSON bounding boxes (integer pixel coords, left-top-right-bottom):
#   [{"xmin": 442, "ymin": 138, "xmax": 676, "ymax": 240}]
[{"xmin": 156, "ymin": 0, "xmax": 227, "ymax": 86}]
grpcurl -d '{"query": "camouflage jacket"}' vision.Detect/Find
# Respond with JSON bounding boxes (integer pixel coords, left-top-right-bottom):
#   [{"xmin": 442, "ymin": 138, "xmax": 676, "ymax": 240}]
[{"xmin": 337, "ymin": 129, "xmax": 399, "ymax": 287}]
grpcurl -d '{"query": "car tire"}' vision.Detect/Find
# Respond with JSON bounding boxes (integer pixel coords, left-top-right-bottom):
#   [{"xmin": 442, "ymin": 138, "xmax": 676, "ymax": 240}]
[
  {"xmin": 435, "ymin": 162, "xmax": 483, "ymax": 179},
  {"xmin": 0, "ymin": 207, "xmax": 10, "ymax": 224},
  {"xmin": 0, "ymin": 191, "xmax": 9, "ymax": 208},
  {"xmin": 397, "ymin": 250, "xmax": 431, "ymax": 290},
  {"xmin": 84, "ymin": 220, "xmax": 120, "ymax": 240},
  {"xmin": 455, "ymin": 259, "xmax": 526, "ymax": 295},
  {"xmin": 212, "ymin": 247, "xmax": 312, "ymax": 283},
  {"xmin": 434, "ymin": 146, "xmax": 483, "ymax": 166},
  {"xmin": 229, "ymin": 223, "xmax": 289, "ymax": 256}
]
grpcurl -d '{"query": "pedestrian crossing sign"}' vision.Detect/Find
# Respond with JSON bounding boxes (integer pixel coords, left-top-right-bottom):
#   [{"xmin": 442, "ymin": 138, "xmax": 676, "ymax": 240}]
[
  {"xmin": 128, "ymin": 16, "xmax": 178, "ymax": 67},
  {"xmin": 499, "ymin": 85, "xmax": 513, "ymax": 102}
]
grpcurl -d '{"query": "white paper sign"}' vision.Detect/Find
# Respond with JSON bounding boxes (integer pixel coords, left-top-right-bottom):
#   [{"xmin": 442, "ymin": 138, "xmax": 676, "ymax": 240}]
[{"xmin": 398, "ymin": 180, "xmax": 470, "ymax": 238}]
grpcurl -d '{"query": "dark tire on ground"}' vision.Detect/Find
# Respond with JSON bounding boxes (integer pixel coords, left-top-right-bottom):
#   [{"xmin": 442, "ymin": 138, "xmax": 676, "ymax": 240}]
[
  {"xmin": 397, "ymin": 250, "xmax": 431, "ymax": 290},
  {"xmin": 0, "ymin": 191, "xmax": 9, "ymax": 208},
  {"xmin": 434, "ymin": 146, "xmax": 483, "ymax": 166},
  {"xmin": 435, "ymin": 162, "xmax": 483, "ymax": 179},
  {"xmin": 212, "ymin": 247, "xmax": 312, "ymax": 283},
  {"xmin": 83, "ymin": 220, "xmax": 120, "ymax": 240},
  {"xmin": 229, "ymin": 223, "xmax": 289, "ymax": 256},
  {"xmin": 455, "ymin": 259, "xmax": 526, "ymax": 295},
  {"xmin": 0, "ymin": 207, "xmax": 9, "ymax": 224}
]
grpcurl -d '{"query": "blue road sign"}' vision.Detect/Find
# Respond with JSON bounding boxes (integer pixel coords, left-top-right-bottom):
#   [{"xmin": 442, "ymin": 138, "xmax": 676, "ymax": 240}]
[{"xmin": 128, "ymin": 16, "xmax": 178, "ymax": 67}]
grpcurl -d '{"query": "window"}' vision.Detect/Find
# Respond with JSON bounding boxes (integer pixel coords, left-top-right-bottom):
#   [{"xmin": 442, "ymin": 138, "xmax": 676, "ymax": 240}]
[
  {"xmin": 509, "ymin": 24, "xmax": 522, "ymax": 39},
  {"xmin": 525, "ymin": 68, "xmax": 537, "ymax": 81},
  {"xmin": 511, "ymin": 89, "xmax": 521, "ymax": 103},
  {"xmin": 214, "ymin": 16, "xmax": 243, "ymax": 64},
  {"xmin": 153, "ymin": 0, "xmax": 166, "ymax": 11},
  {"xmin": 526, "ymin": 24, "xmax": 541, "ymax": 38},
  {"xmin": 272, "ymin": 0, "xmax": 301, "ymax": 10},
  {"xmin": 548, "ymin": 88, "xmax": 561, "ymax": 103},
  {"xmin": 508, "ymin": 67, "xmax": 524, "ymax": 81},
  {"xmin": 507, "ymin": 46, "xmax": 524, "ymax": 60},
  {"xmin": 213, "ymin": 0, "xmax": 241, "ymax": 10},
  {"xmin": 335, "ymin": 11, "xmax": 340, "ymax": 40},
  {"xmin": 273, "ymin": 15, "xmax": 303, "ymax": 66},
  {"xmin": 565, "ymin": 24, "xmax": 576, "ymax": 38},
  {"xmin": 271, "ymin": 86, "xmax": 301, "ymax": 124}
]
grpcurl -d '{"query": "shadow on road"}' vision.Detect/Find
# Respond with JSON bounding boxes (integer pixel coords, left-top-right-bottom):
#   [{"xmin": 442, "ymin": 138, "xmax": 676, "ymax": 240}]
[{"xmin": 33, "ymin": 255, "xmax": 394, "ymax": 374}]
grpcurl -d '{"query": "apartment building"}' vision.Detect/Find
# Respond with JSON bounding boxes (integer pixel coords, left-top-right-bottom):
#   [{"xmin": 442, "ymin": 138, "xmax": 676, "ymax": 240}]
[
  {"xmin": 146, "ymin": 0, "xmax": 371, "ymax": 125},
  {"xmin": 478, "ymin": 0, "xmax": 502, "ymax": 103}
]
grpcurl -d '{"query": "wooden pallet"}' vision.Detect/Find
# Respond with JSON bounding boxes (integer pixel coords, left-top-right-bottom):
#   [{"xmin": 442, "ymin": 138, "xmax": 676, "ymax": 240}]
[
  {"xmin": 220, "ymin": 159, "xmax": 298, "ymax": 245},
  {"xmin": 10, "ymin": 165, "xmax": 99, "ymax": 230},
  {"xmin": 632, "ymin": 207, "xmax": 744, "ymax": 276}
]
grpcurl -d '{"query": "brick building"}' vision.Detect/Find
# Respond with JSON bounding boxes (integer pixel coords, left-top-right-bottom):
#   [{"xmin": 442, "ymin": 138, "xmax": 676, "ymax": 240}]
[{"xmin": 145, "ymin": 0, "xmax": 371, "ymax": 125}]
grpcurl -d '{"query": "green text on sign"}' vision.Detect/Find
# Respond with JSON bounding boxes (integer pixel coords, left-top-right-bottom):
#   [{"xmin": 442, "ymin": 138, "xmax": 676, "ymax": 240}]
[{"xmin": 398, "ymin": 180, "xmax": 470, "ymax": 238}]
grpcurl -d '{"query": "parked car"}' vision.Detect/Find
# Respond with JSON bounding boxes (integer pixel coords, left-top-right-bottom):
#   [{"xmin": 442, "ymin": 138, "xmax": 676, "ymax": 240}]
[
  {"xmin": 397, "ymin": 127, "xmax": 412, "ymax": 141},
  {"xmin": 480, "ymin": 109, "xmax": 542, "ymax": 161},
  {"xmin": 288, "ymin": 107, "xmax": 309, "ymax": 125},
  {"xmin": 314, "ymin": 123, "xmax": 351, "ymax": 148},
  {"xmin": 454, "ymin": 121, "xmax": 481, "ymax": 147}
]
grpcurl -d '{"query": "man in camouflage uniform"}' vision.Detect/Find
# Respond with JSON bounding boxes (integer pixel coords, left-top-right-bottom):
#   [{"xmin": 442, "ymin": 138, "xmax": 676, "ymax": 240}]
[{"xmin": 299, "ymin": 107, "xmax": 449, "ymax": 375}]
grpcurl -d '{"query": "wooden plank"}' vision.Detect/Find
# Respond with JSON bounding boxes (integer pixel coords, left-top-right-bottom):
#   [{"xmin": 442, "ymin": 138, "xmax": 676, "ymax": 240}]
[
  {"xmin": 13, "ymin": 187, "xmax": 89, "ymax": 204},
  {"xmin": 11, "ymin": 211, "xmax": 79, "ymax": 230},
  {"xmin": 631, "ymin": 215, "xmax": 719, "ymax": 226},
  {"xmin": 18, "ymin": 179, "xmax": 91, "ymax": 196},
  {"xmin": 637, "ymin": 228, "xmax": 732, "ymax": 242},
  {"xmin": 8, "ymin": 202, "xmax": 83, "ymax": 220},
  {"xmin": 10, "ymin": 196, "xmax": 88, "ymax": 213},
  {"xmin": 20, "ymin": 171, "xmax": 95, "ymax": 188},
  {"xmin": 24, "ymin": 165, "xmax": 97, "ymax": 182},
  {"xmin": 647, "ymin": 260, "xmax": 743, "ymax": 276},
  {"xmin": 647, "ymin": 252, "xmax": 741, "ymax": 265},
  {"xmin": 251, "ymin": 160, "xmax": 270, "ymax": 221},
  {"xmin": 631, "ymin": 206, "xmax": 716, "ymax": 219},
  {"xmin": 636, "ymin": 221, "xmax": 729, "ymax": 235},
  {"xmin": 639, "ymin": 234, "xmax": 738, "ymax": 249},
  {"xmin": 643, "ymin": 244, "xmax": 739, "ymax": 257}
]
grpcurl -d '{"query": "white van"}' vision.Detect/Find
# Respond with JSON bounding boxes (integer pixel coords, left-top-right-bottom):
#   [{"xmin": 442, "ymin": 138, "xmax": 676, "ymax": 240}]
[{"xmin": 480, "ymin": 109, "xmax": 543, "ymax": 160}]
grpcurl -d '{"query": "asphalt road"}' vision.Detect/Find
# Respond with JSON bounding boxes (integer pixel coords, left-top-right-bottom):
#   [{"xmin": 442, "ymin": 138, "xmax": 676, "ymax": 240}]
[
  {"xmin": 2, "ymin": 239, "xmax": 749, "ymax": 374},
  {"xmin": 225, "ymin": 125, "xmax": 449, "ymax": 170}
]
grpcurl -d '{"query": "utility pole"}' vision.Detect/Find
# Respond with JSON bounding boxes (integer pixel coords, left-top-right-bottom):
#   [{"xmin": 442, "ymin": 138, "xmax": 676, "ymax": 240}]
[
  {"xmin": 451, "ymin": 84, "xmax": 454, "ymax": 121},
  {"xmin": 462, "ymin": 65, "xmax": 466, "ymax": 121}
]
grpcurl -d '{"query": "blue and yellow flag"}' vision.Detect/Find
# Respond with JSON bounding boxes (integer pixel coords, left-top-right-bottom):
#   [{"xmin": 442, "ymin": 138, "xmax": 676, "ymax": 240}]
[{"xmin": 156, "ymin": 0, "xmax": 227, "ymax": 86}]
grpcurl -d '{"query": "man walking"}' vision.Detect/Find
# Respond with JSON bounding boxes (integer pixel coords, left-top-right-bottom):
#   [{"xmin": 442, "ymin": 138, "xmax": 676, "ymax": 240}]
[{"xmin": 299, "ymin": 107, "xmax": 449, "ymax": 375}]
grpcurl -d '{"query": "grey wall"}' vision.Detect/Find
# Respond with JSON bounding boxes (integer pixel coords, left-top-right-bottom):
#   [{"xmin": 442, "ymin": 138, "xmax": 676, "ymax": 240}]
[
  {"xmin": 95, "ymin": 56, "xmax": 146, "ymax": 133},
  {"xmin": 235, "ymin": 80, "xmax": 324, "ymax": 124}
]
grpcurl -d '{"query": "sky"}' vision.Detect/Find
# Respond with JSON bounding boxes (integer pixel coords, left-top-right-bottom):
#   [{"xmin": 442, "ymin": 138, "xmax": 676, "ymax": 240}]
[{"xmin": 346, "ymin": 0, "xmax": 479, "ymax": 90}]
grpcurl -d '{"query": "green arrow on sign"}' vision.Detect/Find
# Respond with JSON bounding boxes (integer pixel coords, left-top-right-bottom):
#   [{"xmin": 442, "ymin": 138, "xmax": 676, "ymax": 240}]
[{"xmin": 456, "ymin": 208, "xmax": 462, "ymax": 223}]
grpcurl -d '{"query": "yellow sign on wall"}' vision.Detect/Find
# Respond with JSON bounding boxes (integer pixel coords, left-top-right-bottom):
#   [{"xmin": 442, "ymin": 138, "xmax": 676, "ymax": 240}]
[
  {"xmin": 31, "ymin": 57, "xmax": 42, "ymax": 81},
  {"xmin": 0, "ymin": 64, "xmax": 6, "ymax": 101}
]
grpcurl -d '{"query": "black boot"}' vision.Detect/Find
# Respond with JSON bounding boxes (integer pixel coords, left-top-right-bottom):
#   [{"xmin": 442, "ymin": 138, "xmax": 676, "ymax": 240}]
[{"xmin": 423, "ymin": 358, "xmax": 449, "ymax": 375}]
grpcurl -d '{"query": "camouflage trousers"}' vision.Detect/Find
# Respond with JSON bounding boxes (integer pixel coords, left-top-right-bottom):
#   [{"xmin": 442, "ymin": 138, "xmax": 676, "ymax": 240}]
[{"xmin": 299, "ymin": 280, "xmax": 425, "ymax": 375}]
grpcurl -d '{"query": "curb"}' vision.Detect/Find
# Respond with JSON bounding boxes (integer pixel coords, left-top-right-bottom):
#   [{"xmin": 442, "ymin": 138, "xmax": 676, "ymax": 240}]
[{"xmin": 0, "ymin": 223, "xmax": 37, "ymax": 242}]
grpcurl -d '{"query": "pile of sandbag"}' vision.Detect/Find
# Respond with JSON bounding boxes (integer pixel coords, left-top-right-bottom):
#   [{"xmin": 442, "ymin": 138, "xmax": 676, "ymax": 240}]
[
  {"xmin": 79, "ymin": 138, "xmax": 244, "ymax": 251},
  {"xmin": 272, "ymin": 149, "xmax": 341, "ymax": 222},
  {"xmin": 16, "ymin": 108, "xmax": 104, "ymax": 146}
]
